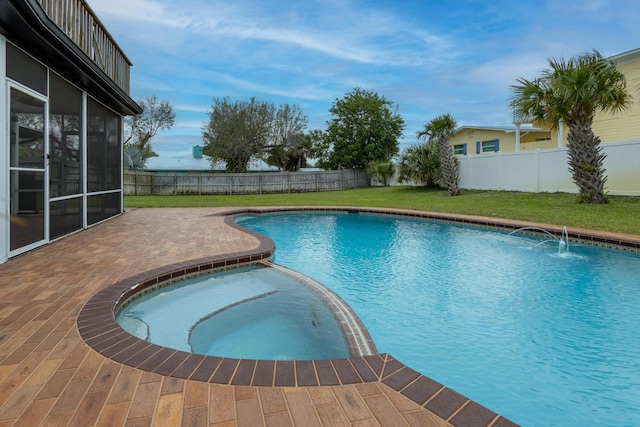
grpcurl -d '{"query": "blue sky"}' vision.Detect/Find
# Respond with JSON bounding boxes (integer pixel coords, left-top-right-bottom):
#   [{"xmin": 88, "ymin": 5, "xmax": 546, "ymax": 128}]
[{"xmin": 89, "ymin": 0, "xmax": 640, "ymax": 161}]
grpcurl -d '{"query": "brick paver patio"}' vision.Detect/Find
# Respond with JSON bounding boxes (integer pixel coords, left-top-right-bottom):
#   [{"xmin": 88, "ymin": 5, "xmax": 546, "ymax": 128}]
[
  {"xmin": 0, "ymin": 208, "xmax": 454, "ymax": 426},
  {"xmin": 4, "ymin": 207, "xmax": 635, "ymax": 426}
]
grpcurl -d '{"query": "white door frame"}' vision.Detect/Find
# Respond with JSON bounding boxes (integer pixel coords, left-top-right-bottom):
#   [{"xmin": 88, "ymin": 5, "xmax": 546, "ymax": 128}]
[{"xmin": 7, "ymin": 82, "xmax": 50, "ymax": 258}]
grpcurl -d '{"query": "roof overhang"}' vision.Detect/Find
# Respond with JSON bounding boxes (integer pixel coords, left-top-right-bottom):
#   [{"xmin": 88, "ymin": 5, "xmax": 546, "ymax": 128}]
[
  {"xmin": 609, "ymin": 48, "xmax": 640, "ymax": 66},
  {"xmin": 0, "ymin": 0, "xmax": 142, "ymax": 115},
  {"xmin": 453, "ymin": 125, "xmax": 550, "ymax": 135}
]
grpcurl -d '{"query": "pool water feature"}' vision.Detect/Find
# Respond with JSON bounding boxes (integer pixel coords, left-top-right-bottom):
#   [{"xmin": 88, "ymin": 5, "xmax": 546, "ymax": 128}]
[
  {"xmin": 117, "ymin": 264, "xmax": 351, "ymax": 360},
  {"xmin": 508, "ymin": 225, "xmax": 571, "ymax": 255},
  {"xmin": 237, "ymin": 212, "xmax": 640, "ymax": 427}
]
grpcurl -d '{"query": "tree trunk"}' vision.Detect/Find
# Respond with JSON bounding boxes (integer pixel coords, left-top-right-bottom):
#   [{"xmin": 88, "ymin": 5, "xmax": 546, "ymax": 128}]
[
  {"xmin": 438, "ymin": 137, "xmax": 460, "ymax": 196},
  {"xmin": 566, "ymin": 111, "xmax": 608, "ymax": 203}
]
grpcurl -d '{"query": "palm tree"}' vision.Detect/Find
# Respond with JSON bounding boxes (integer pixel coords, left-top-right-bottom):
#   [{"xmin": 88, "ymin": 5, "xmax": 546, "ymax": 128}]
[
  {"xmin": 417, "ymin": 113, "xmax": 460, "ymax": 196},
  {"xmin": 397, "ymin": 143, "xmax": 441, "ymax": 187},
  {"xmin": 366, "ymin": 160, "xmax": 395, "ymax": 186},
  {"xmin": 510, "ymin": 50, "xmax": 632, "ymax": 204}
]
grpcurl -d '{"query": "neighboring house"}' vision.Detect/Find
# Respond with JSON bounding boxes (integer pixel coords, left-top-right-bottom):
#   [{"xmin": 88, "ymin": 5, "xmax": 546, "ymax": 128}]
[
  {"xmin": 1, "ymin": 0, "xmax": 142, "ymax": 263},
  {"xmin": 144, "ymin": 146, "xmax": 280, "ymax": 173},
  {"xmin": 145, "ymin": 146, "xmax": 216, "ymax": 173},
  {"xmin": 453, "ymin": 48, "xmax": 640, "ymax": 195},
  {"xmin": 591, "ymin": 48, "xmax": 640, "ymax": 143},
  {"xmin": 448, "ymin": 125, "xmax": 553, "ymax": 155},
  {"xmin": 453, "ymin": 48, "xmax": 640, "ymax": 156}
]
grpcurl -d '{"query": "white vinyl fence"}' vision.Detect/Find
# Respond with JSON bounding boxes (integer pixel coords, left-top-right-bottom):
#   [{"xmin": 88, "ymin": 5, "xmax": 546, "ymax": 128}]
[
  {"xmin": 124, "ymin": 169, "xmax": 368, "ymax": 195},
  {"xmin": 457, "ymin": 140, "xmax": 640, "ymax": 196}
]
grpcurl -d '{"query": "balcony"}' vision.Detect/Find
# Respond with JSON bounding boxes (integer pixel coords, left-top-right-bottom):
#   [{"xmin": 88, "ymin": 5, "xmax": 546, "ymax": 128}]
[{"xmin": 37, "ymin": 0, "xmax": 132, "ymax": 94}]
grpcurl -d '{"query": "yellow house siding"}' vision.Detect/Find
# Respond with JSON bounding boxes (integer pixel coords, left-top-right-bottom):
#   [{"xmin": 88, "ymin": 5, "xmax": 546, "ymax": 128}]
[
  {"xmin": 521, "ymin": 138, "xmax": 557, "ymax": 150},
  {"xmin": 449, "ymin": 127, "xmax": 552, "ymax": 153},
  {"xmin": 593, "ymin": 115, "xmax": 624, "ymax": 142},
  {"xmin": 449, "ymin": 129, "xmax": 514, "ymax": 153},
  {"xmin": 629, "ymin": 113, "xmax": 640, "ymax": 136},
  {"xmin": 592, "ymin": 60, "xmax": 640, "ymax": 142},
  {"xmin": 517, "ymin": 130, "xmax": 555, "ymax": 150}
]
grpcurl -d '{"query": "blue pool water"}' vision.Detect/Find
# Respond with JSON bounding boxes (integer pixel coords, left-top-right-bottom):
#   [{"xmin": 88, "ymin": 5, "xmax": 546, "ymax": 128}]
[
  {"xmin": 117, "ymin": 265, "xmax": 350, "ymax": 360},
  {"xmin": 237, "ymin": 212, "xmax": 640, "ymax": 427}
]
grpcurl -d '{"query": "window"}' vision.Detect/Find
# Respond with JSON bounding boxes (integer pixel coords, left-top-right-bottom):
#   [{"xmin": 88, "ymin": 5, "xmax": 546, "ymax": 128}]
[
  {"xmin": 453, "ymin": 144, "xmax": 467, "ymax": 155},
  {"xmin": 476, "ymin": 139, "xmax": 499, "ymax": 154}
]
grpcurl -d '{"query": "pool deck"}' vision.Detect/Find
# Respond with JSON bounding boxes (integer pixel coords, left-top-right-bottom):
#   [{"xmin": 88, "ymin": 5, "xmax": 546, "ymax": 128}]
[{"xmin": 2, "ymin": 207, "xmax": 639, "ymax": 427}]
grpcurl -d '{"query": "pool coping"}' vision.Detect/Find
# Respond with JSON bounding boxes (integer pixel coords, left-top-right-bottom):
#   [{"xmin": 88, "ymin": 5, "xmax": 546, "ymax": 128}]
[
  {"xmin": 114, "ymin": 259, "xmax": 379, "ymax": 360},
  {"xmin": 226, "ymin": 206, "xmax": 640, "ymax": 251},
  {"xmin": 265, "ymin": 262, "xmax": 379, "ymax": 357},
  {"xmin": 73, "ymin": 206, "xmax": 640, "ymax": 427}
]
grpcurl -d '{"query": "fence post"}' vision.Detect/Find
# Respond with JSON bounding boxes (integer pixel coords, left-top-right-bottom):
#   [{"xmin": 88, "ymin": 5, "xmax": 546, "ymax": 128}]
[
  {"xmin": 535, "ymin": 149, "xmax": 541, "ymax": 193},
  {"xmin": 497, "ymin": 152, "xmax": 502, "ymax": 191}
]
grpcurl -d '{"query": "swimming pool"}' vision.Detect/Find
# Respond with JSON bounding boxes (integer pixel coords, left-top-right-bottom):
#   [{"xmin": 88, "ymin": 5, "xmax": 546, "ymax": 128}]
[
  {"xmin": 237, "ymin": 212, "xmax": 640, "ymax": 427},
  {"xmin": 116, "ymin": 264, "xmax": 355, "ymax": 360}
]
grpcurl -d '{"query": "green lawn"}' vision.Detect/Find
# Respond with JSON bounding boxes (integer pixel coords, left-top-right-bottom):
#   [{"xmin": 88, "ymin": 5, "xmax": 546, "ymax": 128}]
[{"xmin": 125, "ymin": 186, "xmax": 640, "ymax": 235}]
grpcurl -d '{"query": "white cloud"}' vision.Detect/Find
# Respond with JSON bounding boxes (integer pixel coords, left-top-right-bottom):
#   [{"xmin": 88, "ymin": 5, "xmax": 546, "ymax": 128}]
[
  {"xmin": 91, "ymin": 0, "xmax": 637, "ymax": 161},
  {"xmin": 173, "ymin": 119, "xmax": 205, "ymax": 130},
  {"xmin": 174, "ymin": 104, "xmax": 208, "ymax": 113},
  {"xmin": 87, "ymin": 0, "xmax": 191, "ymax": 28},
  {"xmin": 465, "ymin": 53, "xmax": 551, "ymax": 88}
]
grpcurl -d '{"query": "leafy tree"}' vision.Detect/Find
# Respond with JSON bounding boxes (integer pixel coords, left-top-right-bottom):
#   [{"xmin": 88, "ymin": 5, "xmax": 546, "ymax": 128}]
[
  {"xmin": 397, "ymin": 143, "xmax": 441, "ymax": 187},
  {"xmin": 510, "ymin": 50, "xmax": 632, "ymax": 204},
  {"xmin": 367, "ymin": 161, "xmax": 395, "ymax": 186},
  {"xmin": 125, "ymin": 95, "xmax": 175, "ymax": 158},
  {"xmin": 306, "ymin": 129, "xmax": 330, "ymax": 167},
  {"xmin": 202, "ymin": 97, "xmax": 275, "ymax": 173},
  {"xmin": 417, "ymin": 113, "xmax": 460, "ymax": 196},
  {"xmin": 318, "ymin": 88, "xmax": 405, "ymax": 169},
  {"xmin": 263, "ymin": 104, "xmax": 309, "ymax": 171}
]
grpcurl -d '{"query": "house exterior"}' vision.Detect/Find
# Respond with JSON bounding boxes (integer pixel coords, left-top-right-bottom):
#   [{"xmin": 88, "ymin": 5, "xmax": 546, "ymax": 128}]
[
  {"xmin": 448, "ymin": 125, "xmax": 553, "ymax": 155},
  {"xmin": 1, "ymin": 0, "xmax": 142, "ymax": 264},
  {"xmin": 145, "ymin": 148, "xmax": 215, "ymax": 173},
  {"xmin": 591, "ymin": 48, "xmax": 640, "ymax": 143},
  {"xmin": 452, "ymin": 48, "xmax": 640, "ymax": 195},
  {"xmin": 453, "ymin": 48, "xmax": 640, "ymax": 156}
]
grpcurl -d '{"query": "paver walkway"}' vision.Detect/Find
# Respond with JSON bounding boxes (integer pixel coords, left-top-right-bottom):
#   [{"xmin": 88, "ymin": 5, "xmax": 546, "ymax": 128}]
[
  {"xmin": 0, "ymin": 208, "xmax": 459, "ymax": 426},
  {"xmin": 14, "ymin": 203, "xmax": 639, "ymax": 427},
  {"xmin": 15, "ymin": 204, "xmax": 637, "ymax": 426}
]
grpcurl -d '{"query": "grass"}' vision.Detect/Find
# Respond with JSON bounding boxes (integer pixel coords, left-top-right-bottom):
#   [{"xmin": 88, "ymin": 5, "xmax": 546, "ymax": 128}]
[{"xmin": 124, "ymin": 186, "xmax": 640, "ymax": 235}]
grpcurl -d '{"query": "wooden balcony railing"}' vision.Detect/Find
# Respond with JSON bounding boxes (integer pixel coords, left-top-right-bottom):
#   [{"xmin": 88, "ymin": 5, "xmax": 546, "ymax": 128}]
[{"xmin": 37, "ymin": 0, "xmax": 132, "ymax": 94}]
